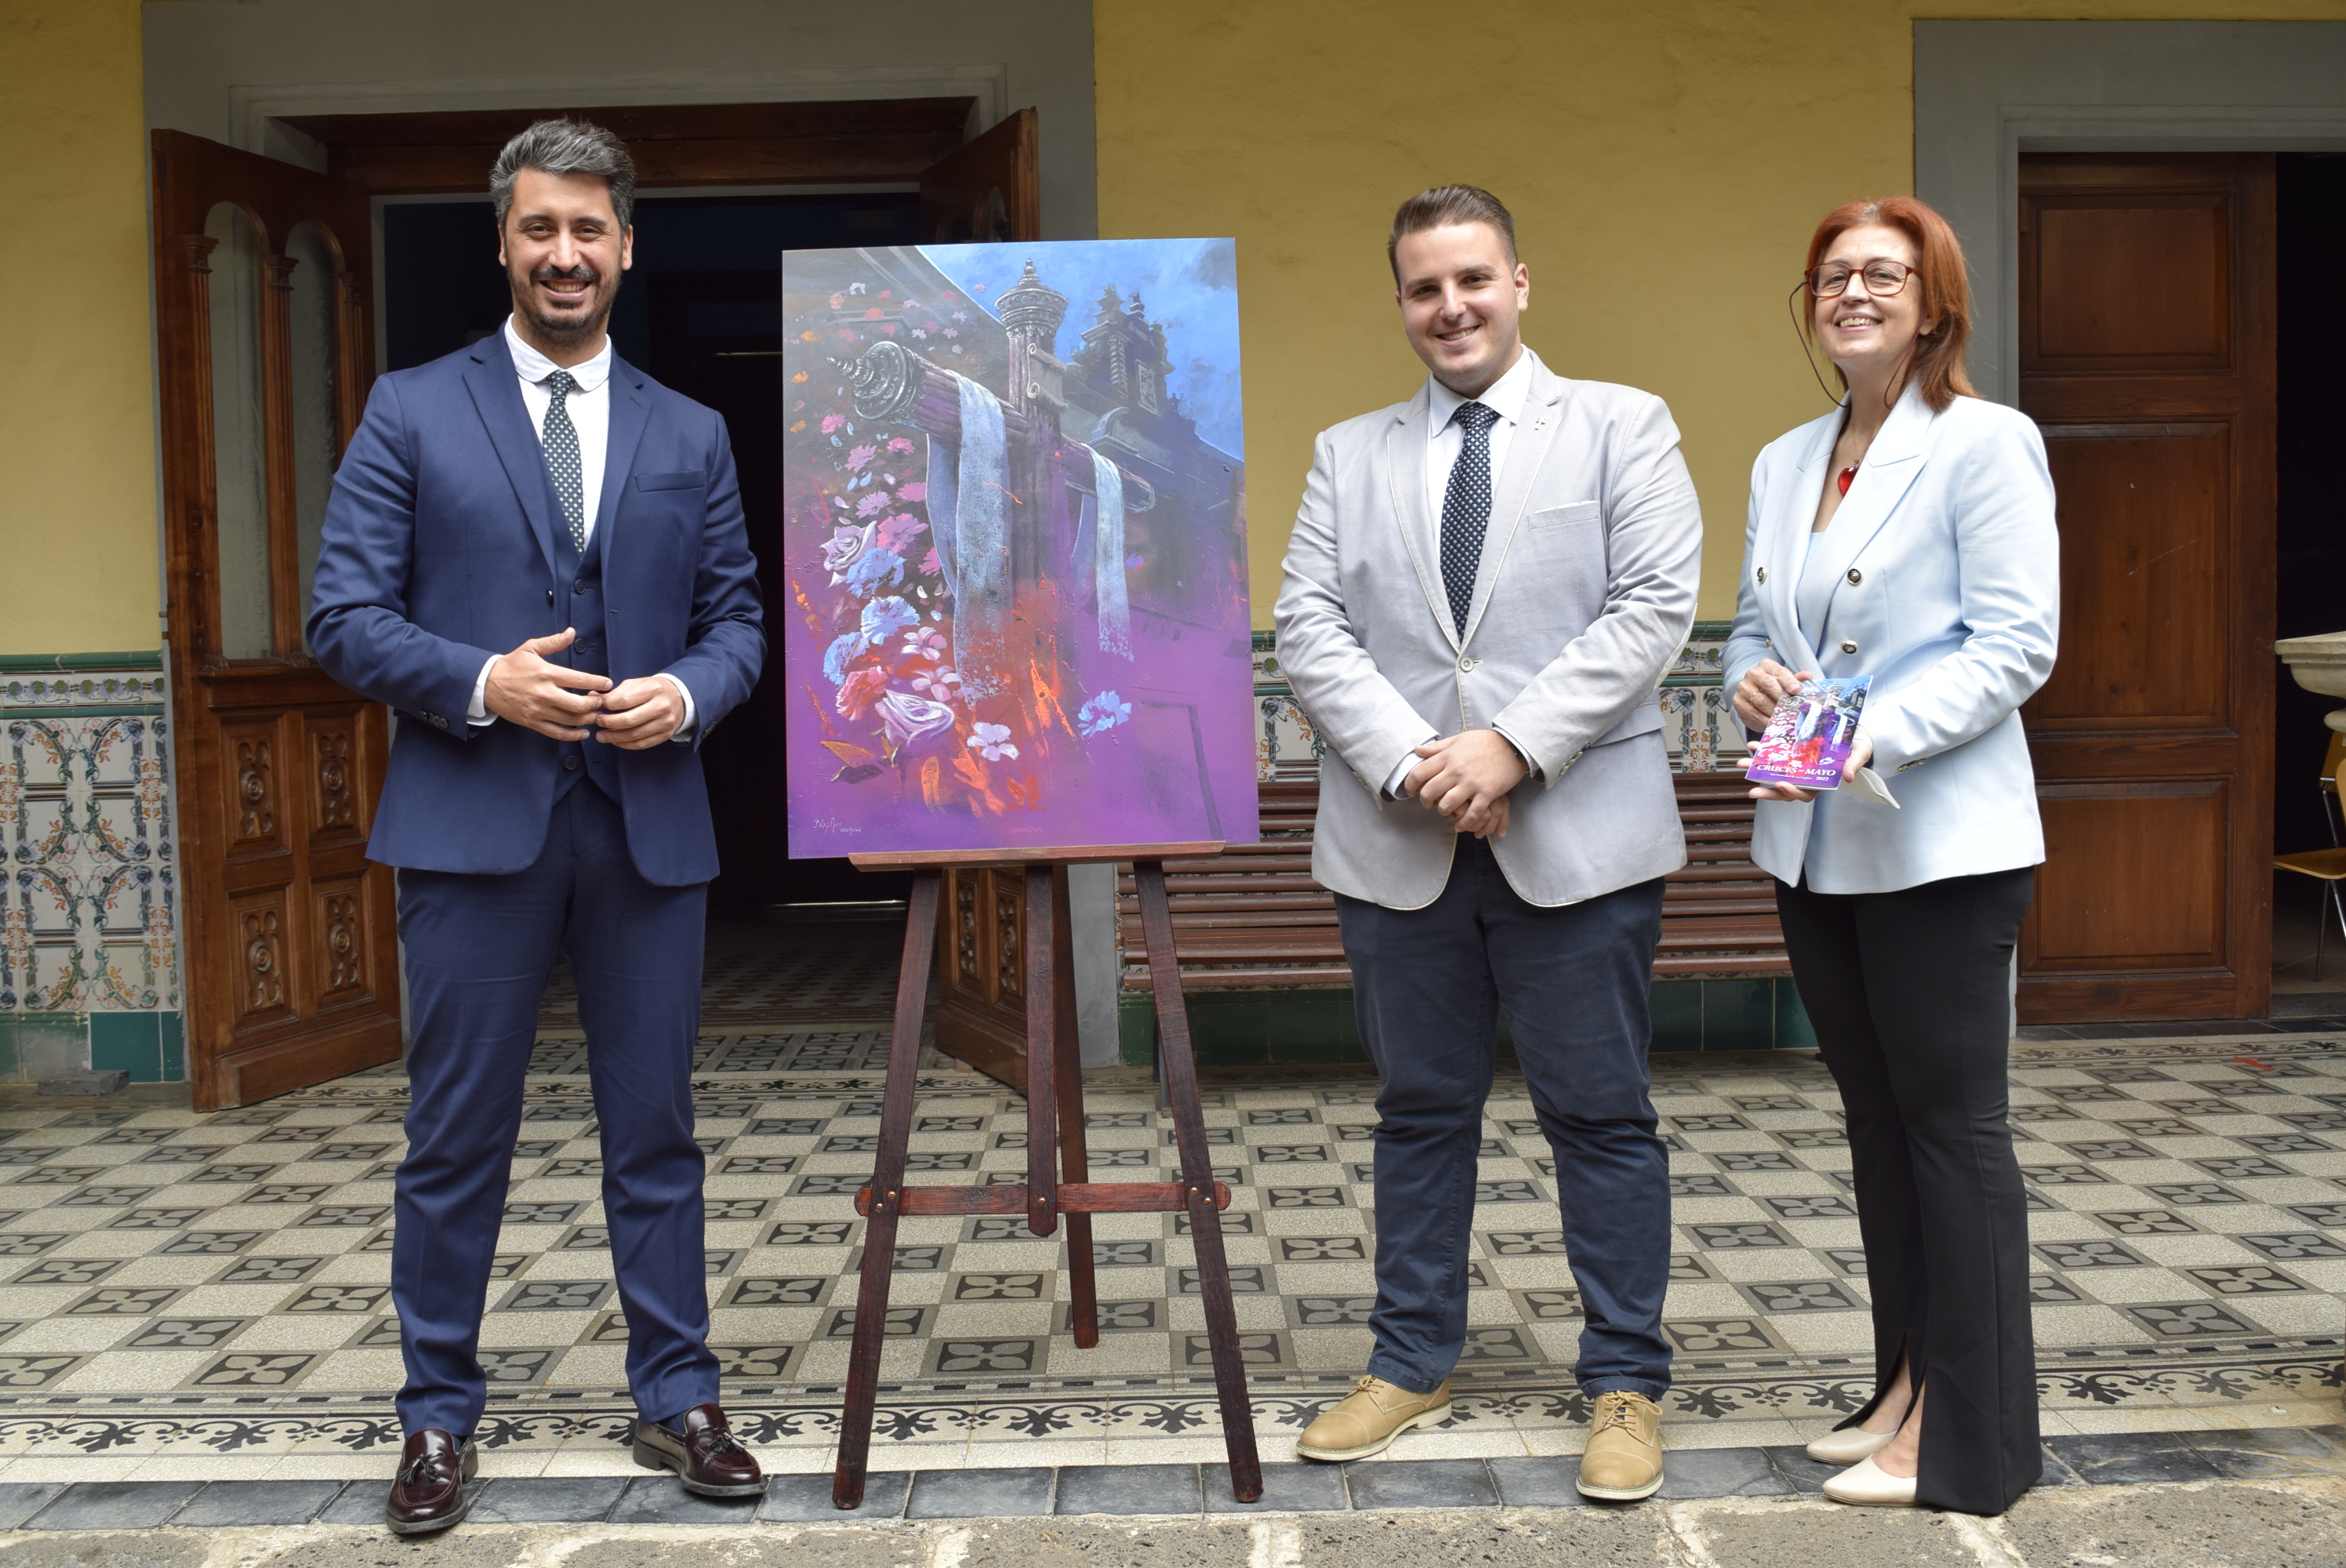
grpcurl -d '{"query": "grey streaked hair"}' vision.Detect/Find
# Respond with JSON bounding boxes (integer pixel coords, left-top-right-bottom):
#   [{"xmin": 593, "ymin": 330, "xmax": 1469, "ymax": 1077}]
[{"xmin": 489, "ymin": 119, "xmax": 637, "ymax": 231}]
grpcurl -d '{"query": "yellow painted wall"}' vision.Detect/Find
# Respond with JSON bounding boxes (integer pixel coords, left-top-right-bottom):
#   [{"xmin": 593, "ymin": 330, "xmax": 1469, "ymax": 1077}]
[
  {"xmin": 0, "ymin": 0, "xmax": 158, "ymax": 655},
  {"xmin": 1095, "ymin": 0, "xmax": 2346, "ymax": 624}
]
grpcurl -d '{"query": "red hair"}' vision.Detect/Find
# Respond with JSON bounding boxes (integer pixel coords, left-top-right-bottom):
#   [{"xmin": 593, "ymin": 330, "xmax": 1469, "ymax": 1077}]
[{"xmin": 1802, "ymin": 195, "xmax": 1977, "ymax": 412}]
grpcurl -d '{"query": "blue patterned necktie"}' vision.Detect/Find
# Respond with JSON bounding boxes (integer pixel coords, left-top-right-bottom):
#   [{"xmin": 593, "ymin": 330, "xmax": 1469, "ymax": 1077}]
[
  {"xmin": 541, "ymin": 370, "xmax": 585, "ymax": 552},
  {"xmin": 1440, "ymin": 401, "xmax": 1498, "ymax": 637}
]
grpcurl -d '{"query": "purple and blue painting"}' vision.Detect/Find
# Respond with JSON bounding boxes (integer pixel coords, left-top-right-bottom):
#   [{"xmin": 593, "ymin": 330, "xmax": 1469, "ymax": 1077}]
[{"xmin": 781, "ymin": 239, "xmax": 1258, "ymax": 859}]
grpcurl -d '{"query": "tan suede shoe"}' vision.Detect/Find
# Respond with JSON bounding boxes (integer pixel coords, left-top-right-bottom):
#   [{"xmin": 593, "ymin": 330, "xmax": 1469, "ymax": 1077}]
[
  {"xmin": 1295, "ymin": 1375, "xmax": 1451, "ymax": 1461},
  {"xmin": 1576, "ymin": 1390, "xmax": 1665, "ymax": 1500}
]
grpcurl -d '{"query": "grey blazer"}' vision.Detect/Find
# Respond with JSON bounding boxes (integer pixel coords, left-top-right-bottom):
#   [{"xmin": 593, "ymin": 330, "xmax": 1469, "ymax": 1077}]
[{"xmin": 1273, "ymin": 350, "xmax": 1703, "ymax": 909}]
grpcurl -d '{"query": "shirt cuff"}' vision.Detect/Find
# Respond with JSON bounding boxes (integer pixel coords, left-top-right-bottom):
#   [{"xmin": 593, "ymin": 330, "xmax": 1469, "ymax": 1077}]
[
  {"xmin": 656, "ymin": 673, "xmax": 698, "ymax": 742},
  {"xmin": 1382, "ymin": 735, "xmax": 1439, "ymax": 800},
  {"xmin": 467, "ymin": 656, "xmax": 500, "ymax": 727},
  {"xmin": 1488, "ymin": 723, "xmax": 1542, "ymax": 784}
]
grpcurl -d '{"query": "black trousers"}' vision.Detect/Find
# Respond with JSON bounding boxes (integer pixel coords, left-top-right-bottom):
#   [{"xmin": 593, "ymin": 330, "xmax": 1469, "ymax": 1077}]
[{"xmin": 1774, "ymin": 866, "xmax": 2040, "ymax": 1516}]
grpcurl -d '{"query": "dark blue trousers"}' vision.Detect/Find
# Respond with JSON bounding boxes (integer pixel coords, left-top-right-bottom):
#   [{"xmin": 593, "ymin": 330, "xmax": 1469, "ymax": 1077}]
[
  {"xmin": 1336, "ymin": 837, "xmax": 1672, "ymax": 1399},
  {"xmin": 392, "ymin": 782, "xmax": 717, "ymax": 1437}
]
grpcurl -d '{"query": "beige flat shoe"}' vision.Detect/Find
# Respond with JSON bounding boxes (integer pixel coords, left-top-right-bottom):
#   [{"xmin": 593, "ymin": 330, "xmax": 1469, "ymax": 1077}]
[
  {"xmin": 1822, "ymin": 1454, "xmax": 1919, "ymax": 1506},
  {"xmin": 1295, "ymin": 1375, "xmax": 1451, "ymax": 1461},
  {"xmin": 1806, "ymin": 1425, "xmax": 1898, "ymax": 1465}
]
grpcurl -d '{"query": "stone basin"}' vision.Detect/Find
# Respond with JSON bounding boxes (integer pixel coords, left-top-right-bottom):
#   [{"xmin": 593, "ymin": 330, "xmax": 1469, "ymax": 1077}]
[{"xmin": 2275, "ymin": 630, "xmax": 2346, "ymax": 731}]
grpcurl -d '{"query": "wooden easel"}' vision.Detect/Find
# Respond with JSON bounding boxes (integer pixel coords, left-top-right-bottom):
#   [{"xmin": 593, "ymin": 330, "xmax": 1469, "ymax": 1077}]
[{"xmin": 832, "ymin": 844, "xmax": 1265, "ymax": 1509}]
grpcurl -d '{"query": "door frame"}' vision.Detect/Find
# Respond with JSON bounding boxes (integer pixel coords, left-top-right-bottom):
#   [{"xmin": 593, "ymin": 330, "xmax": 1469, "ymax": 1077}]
[
  {"xmin": 1915, "ymin": 20, "xmax": 2346, "ymax": 1021},
  {"xmin": 1915, "ymin": 20, "xmax": 2346, "ymax": 407}
]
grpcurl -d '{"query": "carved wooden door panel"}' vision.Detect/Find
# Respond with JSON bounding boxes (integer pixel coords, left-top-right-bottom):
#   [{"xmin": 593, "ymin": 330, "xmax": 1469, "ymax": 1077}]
[
  {"xmin": 151, "ymin": 129, "xmax": 401, "ymax": 1107},
  {"xmin": 932, "ymin": 864, "xmax": 1045, "ymax": 1089},
  {"xmin": 2017, "ymin": 154, "xmax": 2277, "ymax": 1022},
  {"xmin": 914, "ymin": 110, "xmax": 1049, "ymax": 1084}
]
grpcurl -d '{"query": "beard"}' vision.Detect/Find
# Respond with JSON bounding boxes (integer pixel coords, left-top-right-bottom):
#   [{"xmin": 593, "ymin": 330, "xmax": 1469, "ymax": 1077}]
[{"xmin": 511, "ymin": 262, "xmax": 616, "ymax": 346}]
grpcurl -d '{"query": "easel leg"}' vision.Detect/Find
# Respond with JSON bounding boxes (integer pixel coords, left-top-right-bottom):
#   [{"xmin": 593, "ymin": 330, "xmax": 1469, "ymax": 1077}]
[
  {"xmin": 1050, "ymin": 868, "xmax": 1099, "ymax": 1348},
  {"xmin": 1136, "ymin": 862, "xmax": 1264, "ymax": 1504},
  {"xmin": 1022, "ymin": 865, "xmax": 1060, "ymax": 1237},
  {"xmin": 833, "ymin": 871, "xmax": 941, "ymax": 1510}
]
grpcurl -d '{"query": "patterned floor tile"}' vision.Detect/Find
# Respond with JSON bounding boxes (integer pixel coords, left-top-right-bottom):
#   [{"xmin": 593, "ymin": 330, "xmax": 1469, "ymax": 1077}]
[{"xmin": 0, "ymin": 1022, "xmax": 2339, "ymax": 1481}]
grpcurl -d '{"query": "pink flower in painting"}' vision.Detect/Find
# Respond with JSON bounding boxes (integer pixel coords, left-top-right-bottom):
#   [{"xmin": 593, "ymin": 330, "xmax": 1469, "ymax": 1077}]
[
  {"xmin": 854, "ymin": 492, "xmax": 891, "ymax": 517},
  {"xmin": 967, "ymin": 722, "xmax": 1019, "ymax": 763},
  {"xmin": 877, "ymin": 691, "xmax": 957, "ymax": 756},
  {"xmin": 864, "ymin": 307, "xmax": 885, "ymax": 320},
  {"xmin": 901, "ymin": 626, "xmax": 945, "ymax": 661},
  {"xmin": 888, "ymin": 437, "xmax": 915, "ymax": 453},
  {"xmin": 822, "ymin": 523, "xmax": 874, "ymax": 580},
  {"xmin": 919, "ymin": 546, "xmax": 942, "ymax": 576},
  {"xmin": 835, "ymin": 667, "xmax": 889, "ymax": 720},
  {"xmin": 845, "ymin": 443, "xmax": 878, "ymax": 472},
  {"xmin": 941, "ymin": 328, "xmax": 959, "ymax": 339},
  {"xmin": 898, "ymin": 481, "xmax": 927, "ymax": 503},
  {"xmin": 821, "ymin": 413, "xmax": 845, "ymax": 434},
  {"xmin": 877, "ymin": 514, "xmax": 927, "ymax": 554},
  {"xmin": 911, "ymin": 666, "xmax": 961, "ymax": 701}
]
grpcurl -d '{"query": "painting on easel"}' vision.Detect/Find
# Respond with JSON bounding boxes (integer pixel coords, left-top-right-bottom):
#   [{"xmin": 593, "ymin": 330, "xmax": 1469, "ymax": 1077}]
[{"xmin": 780, "ymin": 239, "xmax": 1256, "ymax": 859}]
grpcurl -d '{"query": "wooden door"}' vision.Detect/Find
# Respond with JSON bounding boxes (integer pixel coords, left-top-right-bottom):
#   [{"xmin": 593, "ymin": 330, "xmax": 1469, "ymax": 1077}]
[
  {"xmin": 151, "ymin": 129, "xmax": 402, "ymax": 1107},
  {"xmin": 918, "ymin": 107, "xmax": 1039, "ymax": 243},
  {"xmin": 2017, "ymin": 154, "xmax": 2277, "ymax": 1022},
  {"xmin": 913, "ymin": 110, "xmax": 1053, "ymax": 1079}
]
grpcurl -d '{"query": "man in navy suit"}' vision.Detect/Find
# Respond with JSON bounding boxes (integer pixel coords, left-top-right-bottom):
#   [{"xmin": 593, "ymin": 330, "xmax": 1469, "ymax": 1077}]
[{"xmin": 308, "ymin": 120, "xmax": 765, "ymax": 1533}]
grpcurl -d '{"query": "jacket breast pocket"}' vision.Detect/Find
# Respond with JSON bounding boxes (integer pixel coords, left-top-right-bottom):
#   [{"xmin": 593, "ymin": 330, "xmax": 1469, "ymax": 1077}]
[
  {"xmin": 635, "ymin": 470, "xmax": 705, "ymax": 493},
  {"xmin": 1527, "ymin": 499, "xmax": 1600, "ymax": 530}
]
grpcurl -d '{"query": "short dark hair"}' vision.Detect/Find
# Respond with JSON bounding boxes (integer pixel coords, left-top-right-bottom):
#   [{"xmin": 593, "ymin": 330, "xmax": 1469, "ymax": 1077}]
[
  {"xmin": 490, "ymin": 118, "xmax": 637, "ymax": 232},
  {"xmin": 1389, "ymin": 185, "xmax": 1517, "ymax": 278}
]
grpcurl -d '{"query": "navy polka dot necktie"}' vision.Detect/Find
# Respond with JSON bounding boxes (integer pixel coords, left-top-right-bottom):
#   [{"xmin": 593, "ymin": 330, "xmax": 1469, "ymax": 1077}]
[
  {"xmin": 1440, "ymin": 401, "xmax": 1498, "ymax": 637},
  {"xmin": 541, "ymin": 370, "xmax": 586, "ymax": 552}
]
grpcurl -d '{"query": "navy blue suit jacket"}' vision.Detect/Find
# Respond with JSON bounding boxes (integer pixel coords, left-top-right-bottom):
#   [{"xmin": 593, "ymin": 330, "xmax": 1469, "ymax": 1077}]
[{"xmin": 307, "ymin": 332, "xmax": 764, "ymax": 886}]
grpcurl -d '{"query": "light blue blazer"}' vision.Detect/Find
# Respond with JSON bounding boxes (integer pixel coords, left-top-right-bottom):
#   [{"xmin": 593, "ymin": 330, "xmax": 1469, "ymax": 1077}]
[{"xmin": 1722, "ymin": 383, "xmax": 2059, "ymax": 895}]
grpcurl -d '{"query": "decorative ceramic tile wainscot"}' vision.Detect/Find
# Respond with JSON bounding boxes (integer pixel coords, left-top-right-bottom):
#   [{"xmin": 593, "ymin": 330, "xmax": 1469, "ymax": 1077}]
[
  {"xmin": 1252, "ymin": 623, "xmax": 1745, "ymax": 782},
  {"xmin": 0, "ymin": 654, "xmax": 183, "ymax": 1082}
]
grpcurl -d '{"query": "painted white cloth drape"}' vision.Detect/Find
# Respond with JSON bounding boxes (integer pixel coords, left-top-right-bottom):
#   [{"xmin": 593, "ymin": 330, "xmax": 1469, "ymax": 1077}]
[
  {"xmin": 925, "ymin": 374, "xmax": 1011, "ymax": 697},
  {"xmin": 1089, "ymin": 447, "xmax": 1132, "ymax": 659}
]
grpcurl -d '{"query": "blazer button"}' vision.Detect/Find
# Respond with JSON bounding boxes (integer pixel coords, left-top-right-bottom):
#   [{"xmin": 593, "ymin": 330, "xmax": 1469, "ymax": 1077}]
[
  {"xmin": 1846, "ymin": 568, "xmax": 1863, "ymax": 585},
  {"xmin": 1756, "ymin": 567, "xmax": 1767, "ymax": 584},
  {"xmin": 1458, "ymin": 655, "xmax": 1480, "ymax": 673},
  {"xmin": 564, "ymin": 755, "xmax": 579, "ymax": 771},
  {"xmin": 573, "ymin": 579, "xmax": 586, "ymax": 594},
  {"xmin": 1840, "ymin": 640, "xmax": 1859, "ymax": 655}
]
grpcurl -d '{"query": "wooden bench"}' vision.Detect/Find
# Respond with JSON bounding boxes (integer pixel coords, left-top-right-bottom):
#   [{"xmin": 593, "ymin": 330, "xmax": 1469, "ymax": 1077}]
[{"xmin": 1117, "ymin": 775, "xmax": 1789, "ymax": 996}]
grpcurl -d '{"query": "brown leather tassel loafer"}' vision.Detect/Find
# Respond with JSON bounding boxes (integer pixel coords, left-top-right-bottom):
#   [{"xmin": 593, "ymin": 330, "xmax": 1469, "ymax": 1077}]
[
  {"xmin": 385, "ymin": 1428, "xmax": 477, "ymax": 1534},
  {"xmin": 633, "ymin": 1403, "xmax": 766, "ymax": 1497}
]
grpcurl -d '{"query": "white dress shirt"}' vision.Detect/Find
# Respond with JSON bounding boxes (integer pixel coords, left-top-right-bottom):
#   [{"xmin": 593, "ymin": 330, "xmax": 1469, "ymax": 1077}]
[
  {"xmin": 468, "ymin": 317, "xmax": 695, "ymax": 737},
  {"xmin": 1382, "ymin": 350, "xmax": 1540, "ymax": 799}
]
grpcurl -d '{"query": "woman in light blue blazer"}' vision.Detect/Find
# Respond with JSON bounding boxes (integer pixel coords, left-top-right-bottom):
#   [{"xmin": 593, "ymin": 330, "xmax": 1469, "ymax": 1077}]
[{"xmin": 1723, "ymin": 195, "xmax": 2058, "ymax": 1516}]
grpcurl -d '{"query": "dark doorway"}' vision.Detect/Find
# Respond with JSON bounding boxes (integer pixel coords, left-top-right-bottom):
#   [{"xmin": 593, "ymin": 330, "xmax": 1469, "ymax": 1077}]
[
  {"xmin": 2272, "ymin": 153, "xmax": 2346, "ymax": 1009},
  {"xmin": 379, "ymin": 189, "xmax": 923, "ymax": 908}
]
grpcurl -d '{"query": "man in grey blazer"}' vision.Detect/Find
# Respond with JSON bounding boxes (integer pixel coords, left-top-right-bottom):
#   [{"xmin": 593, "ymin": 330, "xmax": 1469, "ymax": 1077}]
[{"xmin": 1273, "ymin": 186, "xmax": 1701, "ymax": 1500}]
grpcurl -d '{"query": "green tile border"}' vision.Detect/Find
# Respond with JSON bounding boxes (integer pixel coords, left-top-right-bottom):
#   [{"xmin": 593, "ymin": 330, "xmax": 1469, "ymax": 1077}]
[
  {"xmin": 1121, "ymin": 979, "xmax": 1814, "ymax": 1066},
  {"xmin": 0, "ymin": 1011, "xmax": 187, "ymax": 1084},
  {"xmin": 0, "ymin": 652, "xmax": 164, "ymax": 672}
]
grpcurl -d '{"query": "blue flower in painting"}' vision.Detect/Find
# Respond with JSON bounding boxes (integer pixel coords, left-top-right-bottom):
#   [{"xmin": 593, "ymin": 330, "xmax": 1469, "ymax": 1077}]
[
  {"xmin": 822, "ymin": 633, "xmax": 862, "ymax": 686},
  {"xmin": 844, "ymin": 546, "xmax": 906, "ymax": 595},
  {"xmin": 1077, "ymin": 690, "xmax": 1131, "ymax": 738},
  {"xmin": 859, "ymin": 596, "xmax": 919, "ymax": 650}
]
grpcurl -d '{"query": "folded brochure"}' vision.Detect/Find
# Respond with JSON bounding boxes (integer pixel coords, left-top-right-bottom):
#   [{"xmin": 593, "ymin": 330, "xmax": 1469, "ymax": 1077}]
[{"xmin": 1744, "ymin": 675, "xmax": 1896, "ymax": 806}]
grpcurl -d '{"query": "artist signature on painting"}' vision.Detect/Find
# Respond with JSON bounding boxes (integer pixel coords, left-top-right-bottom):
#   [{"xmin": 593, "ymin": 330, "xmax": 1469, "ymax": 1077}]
[{"xmin": 811, "ymin": 818, "xmax": 862, "ymax": 834}]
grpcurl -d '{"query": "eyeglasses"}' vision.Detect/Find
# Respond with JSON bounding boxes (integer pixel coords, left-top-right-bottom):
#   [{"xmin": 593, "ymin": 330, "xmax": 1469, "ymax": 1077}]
[{"xmin": 1803, "ymin": 260, "xmax": 1917, "ymax": 298}]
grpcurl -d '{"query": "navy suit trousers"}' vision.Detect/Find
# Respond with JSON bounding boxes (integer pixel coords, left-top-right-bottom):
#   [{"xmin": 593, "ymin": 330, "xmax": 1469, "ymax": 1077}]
[
  {"xmin": 1336, "ymin": 837, "xmax": 1672, "ymax": 1399},
  {"xmin": 392, "ymin": 781, "xmax": 717, "ymax": 1437}
]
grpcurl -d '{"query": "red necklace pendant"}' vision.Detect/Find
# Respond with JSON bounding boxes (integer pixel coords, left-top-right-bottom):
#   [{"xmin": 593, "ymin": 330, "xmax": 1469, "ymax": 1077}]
[{"xmin": 1836, "ymin": 463, "xmax": 1858, "ymax": 497}]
